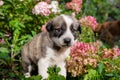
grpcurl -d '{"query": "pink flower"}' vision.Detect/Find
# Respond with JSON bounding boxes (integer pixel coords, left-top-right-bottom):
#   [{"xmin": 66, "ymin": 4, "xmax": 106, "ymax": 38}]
[
  {"xmin": 67, "ymin": 41, "xmax": 99, "ymax": 76},
  {"xmin": 113, "ymin": 48, "xmax": 120, "ymax": 57},
  {"xmin": 102, "ymin": 48, "xmax": 120, "ymax": 58},
  {"xmin": 32, "ymin": 2, "xmax": 51, "ymax": 16},
  {"xmin": 80, "ymin": 16, "xmax": 98, "ymax": 30},
  {"xmin": 0, "ymin": 38, "xmax": 5, "ymax": 44},
  {"xmin": 41, "ymin": 25, "xmax": 46, "ymax": 32},
  {"xmin": 49, "ymin": 1, "xmax": 61, "ymax": 14},
  {"xmin": 0, "ymin": 0, "xmax": 4, "ymax": 6},
  {"xmin": 66, "ymin": 0, "xmax": 82, "ymax": 13},
  {"xmin": 71, "ymin": 42, "xmax": 98, "ymax": 56},
  {"xmin": 71, "ymin": 41, "xmax": 98, "ymax": 64}
]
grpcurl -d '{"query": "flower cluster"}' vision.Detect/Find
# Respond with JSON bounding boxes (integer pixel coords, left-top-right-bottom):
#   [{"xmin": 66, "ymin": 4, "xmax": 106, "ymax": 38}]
[
  {"xmin": 102, "ymin": 48, "xmax": 120, "ymax": 58},
  {"xmin": 0, "ymin": 0, "xmax": 4, "ymax": 6},
  {"xmin": 67, "ymin": 41, "xmax": 99, "ymax": 77},
  {"xmin": 32, "ymin": 2, "xmax": 51, "ymax": 16},
  {"xmin": 66, "ymin": 0, "xmax": 82, "ymax": 13},
  {"xmin": 80, "ymin": 16, "xmax": 98, "ymax": 30},
  {"xmin": 49, "ymin": 1, "xmax": 61, "ymax": 14},
  {"xmin": 32, "ymin": 1, "xmax": 61, "ymax": 16},
  {"xmin": 41, "ymin": 24, "xmax": 46, "ymax": 32}
]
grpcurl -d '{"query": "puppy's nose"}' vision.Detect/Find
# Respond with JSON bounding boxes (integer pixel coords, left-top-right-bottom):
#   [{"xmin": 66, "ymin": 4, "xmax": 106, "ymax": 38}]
[{"xmin": 64, "ymin": 38, "xmax": 71, "ymax": 44}]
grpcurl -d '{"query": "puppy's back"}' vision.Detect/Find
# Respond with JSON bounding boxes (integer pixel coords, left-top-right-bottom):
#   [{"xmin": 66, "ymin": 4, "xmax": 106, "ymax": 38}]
[{"xmin": 21, "ymin": 32, "xmax": 49, "ymax": 64}]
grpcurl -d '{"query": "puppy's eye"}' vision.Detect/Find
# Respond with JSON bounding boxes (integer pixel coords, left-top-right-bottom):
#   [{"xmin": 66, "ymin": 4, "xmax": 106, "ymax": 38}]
[
  {"xmin": 55, "ymin": 28, "xmax": 61, "ymax": 33},
  {"xmin": 71, "ymin": 27, "xmax": 77, "ymax": 32},
  {"xmin": 71, "ymin": 24, "xmax": 78, "ymax": 32}
]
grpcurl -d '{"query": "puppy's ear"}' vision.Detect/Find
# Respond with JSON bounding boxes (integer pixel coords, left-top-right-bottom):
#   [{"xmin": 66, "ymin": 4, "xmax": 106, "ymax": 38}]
[
  {"xmin": 78, "ymin": 24, "xmax": 82, "ymax": 34},
  {"xmin": 46, "ymin": 20, "xmax": 53, "ymax": 32}
]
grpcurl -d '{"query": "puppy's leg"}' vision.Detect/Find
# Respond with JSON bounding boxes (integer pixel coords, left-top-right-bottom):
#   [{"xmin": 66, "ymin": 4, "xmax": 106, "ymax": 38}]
[
  {"xmin": 22, "ymin": 60, "xmax": 32, "ymax": 78},
  {"xmin": 38, "ymin": 58, "xmax": 49, "ymax": 79},
  {"xmin": 57, "ymin": 62, "xmax": 66, "ymax": 78}
]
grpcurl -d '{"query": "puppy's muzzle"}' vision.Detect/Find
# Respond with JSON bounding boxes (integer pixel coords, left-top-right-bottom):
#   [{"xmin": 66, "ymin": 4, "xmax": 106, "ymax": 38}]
[{"xmin": 63, "ymin": 38, "xmax": 71, "ymax": 46}]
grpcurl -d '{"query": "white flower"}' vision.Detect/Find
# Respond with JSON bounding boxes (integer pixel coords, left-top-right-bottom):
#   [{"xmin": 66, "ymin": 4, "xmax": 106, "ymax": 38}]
[
  {"xmin": 32, "ymin": 2, "xmax": 51, "ymax": 16},
  {"xmin": 20, "ymin": 0, "xmax": 24, "ymax": 2},
  {"xmin": 0, "ymin": 0, "xmax": 4, "ymax": 6},
  {"xmin": 49, "ymin": 1, "xmax": 61, "ymax": 14}
]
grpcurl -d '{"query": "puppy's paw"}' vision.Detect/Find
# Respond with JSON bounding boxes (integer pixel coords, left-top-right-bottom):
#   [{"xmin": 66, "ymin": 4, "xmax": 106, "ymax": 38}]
[{"xmin": 24, "ymin": 72, "xmax": 31, "ymax": 78}]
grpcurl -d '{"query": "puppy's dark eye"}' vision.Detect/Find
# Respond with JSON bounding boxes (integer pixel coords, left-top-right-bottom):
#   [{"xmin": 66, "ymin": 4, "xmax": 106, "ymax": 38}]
[
  {"xmin": 71, "ymin": 27, "xmax": 77, "ymax": 32},
  {"xmin": 53, "ymin": 28, "xmax": 63, "ymax": 37},
  {"xmin": 55, "ymin": 28, "xmax": 61, "ymax": 33},
  {"xmin": 70, "ymin": 24, "xmax": 78, "ymax": 32}
]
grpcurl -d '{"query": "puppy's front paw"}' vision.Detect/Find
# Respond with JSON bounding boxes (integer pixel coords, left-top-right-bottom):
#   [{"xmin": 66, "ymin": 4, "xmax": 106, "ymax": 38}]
[
  {"xmin": 40, "ymin": 73, "xmax": 48, "ymax": 80},
  {"xmin": 24, "ymin": 72, "xmax": 31, "ymax": 78}
]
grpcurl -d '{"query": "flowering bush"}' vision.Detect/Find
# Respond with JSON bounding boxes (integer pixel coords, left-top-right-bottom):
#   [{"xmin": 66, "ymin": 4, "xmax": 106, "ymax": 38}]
[
  {"xmin": 32, "ymin": 2, "xmax": 51, "ymax": 16},
  {"xmin": 67, "ymin": 42, "xmax": 99, "ymax": 77},
  {"xmin": 66, "ymin": 0, "xmax": 82, "ymax": 13},
  {"xmin": 67, "ymin": 41, "xmax": 120, "ymax": 78},
  {"xmin": 102, "ymin": 48, "xmax": 120, "ymax": 58},
  {"xmin": 80, "ymin": 16, "xmax": 98, "ymax": 30},
  {"xmin": 32, "ymin": 1, "xmax": 61, "ymax": 16}
]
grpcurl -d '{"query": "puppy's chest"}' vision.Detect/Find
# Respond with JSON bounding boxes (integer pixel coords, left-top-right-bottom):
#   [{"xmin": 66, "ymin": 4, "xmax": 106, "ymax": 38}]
[{"xmin": 46, "ymin": 47, "xmax": 70, "ymax": 64}]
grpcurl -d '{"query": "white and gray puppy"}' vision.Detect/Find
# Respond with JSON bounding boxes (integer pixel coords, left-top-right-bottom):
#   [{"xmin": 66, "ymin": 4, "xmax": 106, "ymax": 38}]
[{"xmin": 21, "ymin": 14, "xmax": 81, "ymax": 79}]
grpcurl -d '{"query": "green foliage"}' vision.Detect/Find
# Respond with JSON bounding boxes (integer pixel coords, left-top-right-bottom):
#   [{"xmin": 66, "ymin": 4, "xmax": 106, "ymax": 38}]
[
  {"xmin": 97, "ymin": 63, "xmax": 105, "ymax": 77},
  {"xmin": 0, "ymin": 47, "xmax": 10, "ymax": 68},
  {"xmin": 104, "ymin": 58, "xmax": 120, "ymax": 80},
  {"xmin": 84, "ymin": 69, "xmax": 100, "ymax": 80},
  {"xmin": 27, "ymin": 75, "xmax": 42, "ymax": 80},
  {"xmin": 47, "ymin": 66, "xmax": 66, "ymax": 80},
  {"xmin": 79, "ymin": 26, "xmax": 95, "ymax": 42},
  {"xmin": 25, "ymin": 67, "xmax": 65, "ymax": 80},
  {"xmin": 81, "ymin": 0, "xmax": 120, "ymax": 22}
]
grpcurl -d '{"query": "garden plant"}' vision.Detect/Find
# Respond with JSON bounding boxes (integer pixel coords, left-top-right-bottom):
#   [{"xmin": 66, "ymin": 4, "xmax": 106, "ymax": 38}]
[{"xmin": 0, "ymin": 0, "xmax": 120, "ymax": 80}]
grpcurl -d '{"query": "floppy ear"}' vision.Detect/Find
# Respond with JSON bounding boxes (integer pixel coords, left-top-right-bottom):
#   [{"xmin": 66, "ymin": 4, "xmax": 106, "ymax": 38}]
[
  {"xmin": 78, "ymin": 24, "xmax": 82, "ymax": 34},
  {"xmin": 46, "ymin": 20, "xmax": 53, "ymax": 32}
]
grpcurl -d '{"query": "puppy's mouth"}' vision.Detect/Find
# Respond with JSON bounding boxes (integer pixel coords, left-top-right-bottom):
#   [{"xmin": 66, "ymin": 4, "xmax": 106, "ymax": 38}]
[{"xmin": 62, "ymin": 44, "xmax": 71, "ymax": 47}]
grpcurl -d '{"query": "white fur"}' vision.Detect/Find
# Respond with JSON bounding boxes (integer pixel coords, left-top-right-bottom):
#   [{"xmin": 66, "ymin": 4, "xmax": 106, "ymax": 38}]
[
  {"xmin": 24, "ymin": 65, "xmax": 32, "ymax": 78},
  {"xmin": 24, "ymin": 72, "xmax": 31, "ymax": 78},
  {"xmin": 60, "ymin": 14, "xmax": 75, "ymax": 46},
  {"xmin": 38, "ymin": 46, "xmax": 70, "ymax": 79},
  {"xmin": 52, "ymin": 14, "xmax": 75, "ymax": 46}
]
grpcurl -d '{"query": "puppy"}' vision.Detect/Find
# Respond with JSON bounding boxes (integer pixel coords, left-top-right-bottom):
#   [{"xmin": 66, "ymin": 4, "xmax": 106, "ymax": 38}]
[
  {"xmin": 93, "ymin": 20, "xmax": 120, "ymax": 47},
  {"xmin": 21, "ymin": 14, "xmax": 81, "ymax": 79}
]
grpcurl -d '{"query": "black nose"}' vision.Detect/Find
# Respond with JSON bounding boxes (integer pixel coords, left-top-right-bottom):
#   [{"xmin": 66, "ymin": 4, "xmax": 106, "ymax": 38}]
[{"xmin": 64, "ymin": 38, "xmax": 71, "ymax": 45}]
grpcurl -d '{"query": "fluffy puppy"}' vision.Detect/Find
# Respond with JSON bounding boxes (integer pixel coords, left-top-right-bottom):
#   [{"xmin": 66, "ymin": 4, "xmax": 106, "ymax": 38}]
[
  {"xmin": 21, "ymin": 14, "xmax": 81, "ymax": 79},
  {"xmin": 93, "ymin": 20, "xmax": 120, "ymax": 47}
]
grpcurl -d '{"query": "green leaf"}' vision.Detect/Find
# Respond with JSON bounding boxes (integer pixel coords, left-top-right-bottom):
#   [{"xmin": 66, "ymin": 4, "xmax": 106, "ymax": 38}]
[
  {"xmin": 0, "ymin": 47, "xmax": 9, "ymax": 54},
  {"xmin": 97, "ymin": 63, "xmax": 105, "ymax": 74},
  {"xmin": 105, "ymin": 73, "xmax": 114, "ymax": 77},
  {"xmin": 47, "ymin": 66, "xmax": 65, "ymax": 80},
  {"xmin": 0, "ymin": 47, "xmax": 10, "ymax": 61},
  {"xmin": 27, "ymin": 75, "xmax": 42, "ymax": 80},
  {"xmin": 84, "ymin": 69, "xmax": 100, "ymax": 80}
]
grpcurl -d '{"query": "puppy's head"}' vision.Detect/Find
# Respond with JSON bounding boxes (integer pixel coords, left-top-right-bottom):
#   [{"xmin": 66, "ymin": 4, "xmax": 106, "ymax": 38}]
[{"xmin": 46, "ymin": 14, "xmax": 81, "ymax": 48}]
